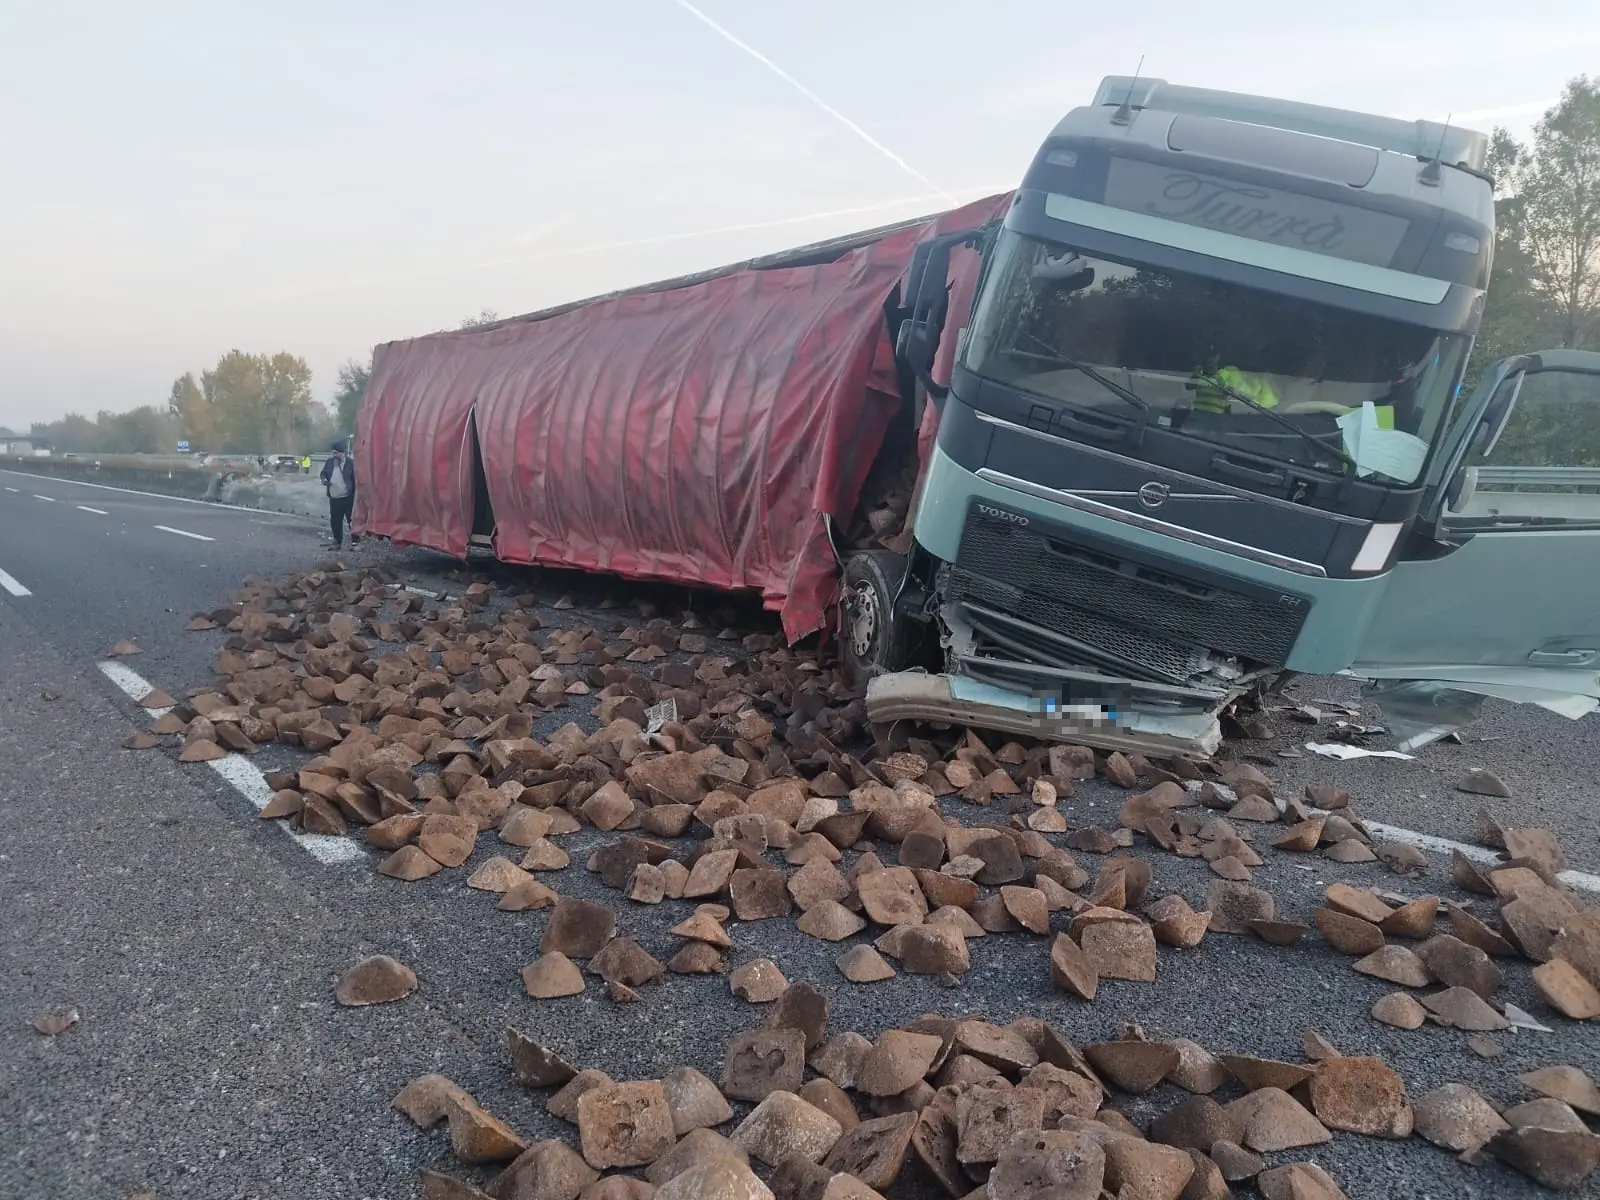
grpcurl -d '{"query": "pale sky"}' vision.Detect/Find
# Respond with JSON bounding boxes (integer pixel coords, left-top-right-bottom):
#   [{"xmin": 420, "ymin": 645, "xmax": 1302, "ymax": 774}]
[{"xmin": 1, "ymin": 0, "xmax": 1594, "ymax": 430}]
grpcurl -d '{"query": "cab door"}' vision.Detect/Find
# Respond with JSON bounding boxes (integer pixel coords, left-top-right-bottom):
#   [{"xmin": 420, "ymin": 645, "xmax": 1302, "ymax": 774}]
[{"xmin": 1350, "ymin": 350, "xmax": 1600, "ymax": 705}]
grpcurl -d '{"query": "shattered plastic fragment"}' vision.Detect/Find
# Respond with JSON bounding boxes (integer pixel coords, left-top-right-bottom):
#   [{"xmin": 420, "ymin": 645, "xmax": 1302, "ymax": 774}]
[{"xmin": 1305, "ymin": 743, "xmax": 1413, "ymax": 761}]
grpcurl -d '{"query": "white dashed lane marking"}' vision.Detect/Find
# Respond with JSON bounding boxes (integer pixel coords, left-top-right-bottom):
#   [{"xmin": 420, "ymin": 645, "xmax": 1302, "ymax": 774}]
[
  {"xmin": 207, "ymin": 755, "xmax": 365, "ymax": 865},
  {"xmin": 1364, "ymin": 819, "xmax": 1600, "ymax": 895},
  {"xmin": 96, "ymin": 660, "xmax": 362, "ymax": 865},
  {"xmin": 0, "ymin": 467, "xmax": 311, "ymax": 519},
  {"xmin": 97, "ymin": 660, "xmax": 173, "ymax": 717},
  {"xmin": 0, "ymin": 567, "xmax": 32, "ymax": 597},
  {"xmin": 154, "ymin": 524, "xmax": 215, "ymax": 542},
  {"xmin": 33, "ymin": 494, "xmax": 56, "ymax": 502},
  {"xmin": 76, "ymin": 505, "xmax": 108, "ymax": 515}
]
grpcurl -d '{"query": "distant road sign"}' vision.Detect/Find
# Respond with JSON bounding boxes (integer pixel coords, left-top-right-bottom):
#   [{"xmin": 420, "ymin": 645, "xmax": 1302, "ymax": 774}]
[{"xmin": 176, "ymin": 440, "xmax": 191, "ymax": 453}]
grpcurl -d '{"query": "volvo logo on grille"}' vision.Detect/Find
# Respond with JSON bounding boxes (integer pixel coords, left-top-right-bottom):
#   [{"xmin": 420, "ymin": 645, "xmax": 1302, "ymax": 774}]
[
  {"xmin": 1137, "ymin": 481, "xmax": 1171, "ymax": 509},
  {"xmin": 978, "ymin": 504, "xmax": 1029, "ymax": 526}
]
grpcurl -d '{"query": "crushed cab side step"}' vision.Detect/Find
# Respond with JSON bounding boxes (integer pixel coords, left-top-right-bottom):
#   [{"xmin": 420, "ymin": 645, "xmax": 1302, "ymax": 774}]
[{"xmin": 866, "ymin": 672, "xmax": 1231, "ymax": 760}]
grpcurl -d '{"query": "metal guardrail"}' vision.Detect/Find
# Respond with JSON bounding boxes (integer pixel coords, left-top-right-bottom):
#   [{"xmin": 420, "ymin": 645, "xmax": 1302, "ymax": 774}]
[{"xmin": 1476, "ymin": 466, "xmax": 1600, "ymax": 489}]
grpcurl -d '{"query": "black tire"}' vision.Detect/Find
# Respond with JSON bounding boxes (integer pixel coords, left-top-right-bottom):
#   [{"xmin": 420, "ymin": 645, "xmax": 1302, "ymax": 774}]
[{"xmin": 841, "ymin": 550, "xmax": 915, "ymax": 686}]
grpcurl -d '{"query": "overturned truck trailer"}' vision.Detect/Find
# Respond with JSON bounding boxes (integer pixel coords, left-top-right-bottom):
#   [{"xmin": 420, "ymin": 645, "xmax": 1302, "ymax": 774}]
[
  {"xmin": 359, "ymin": 77, "xmax": 1600, "ymax": 759},
  {"xmin": 352, "ymin": 196, "xmax": 1015, "ymax": 684}
]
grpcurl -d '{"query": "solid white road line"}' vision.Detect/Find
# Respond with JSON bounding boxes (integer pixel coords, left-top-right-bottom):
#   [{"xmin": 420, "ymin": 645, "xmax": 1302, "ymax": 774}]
[
  {"xmin": 96, "ymin": 660, "xmax": 173, "ymax": 718},
  {"xmin": 154, "ymin": 524, "xmax": 215, "ymax": 542},
  {"xmin": 33, "ymin": 494, "xmax": 56, "ymax": 502},
  {"xmin": 207, "ymin": 754, "xmax": 366, "ymax": 865},
  {"xmin": 76, "ymin": 505, "xmax": 108, "ymax": 515},
  {"xmin": 0, "ymin": 567, "xmax": 31, "ymax": 597},
  {"xmin": 1364, "ymin": 819, "xmax": 1600, "ymax": 896},
  {"xmin": 0, "ymin": 468, "xmax": 312, "ymax": 521}
]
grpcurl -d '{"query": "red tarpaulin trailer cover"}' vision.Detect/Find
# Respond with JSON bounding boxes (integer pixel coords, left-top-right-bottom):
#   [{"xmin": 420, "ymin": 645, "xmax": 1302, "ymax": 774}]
[{"xmin": 355, "ymin": 193, "xmax": 1010, "ymax": 643}]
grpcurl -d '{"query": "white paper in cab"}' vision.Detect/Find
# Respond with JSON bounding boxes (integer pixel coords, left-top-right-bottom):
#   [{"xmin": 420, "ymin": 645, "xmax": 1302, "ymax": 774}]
[{"xmin": 1337, "ymin": 402, "xmax": 1428, "ymax": 482}]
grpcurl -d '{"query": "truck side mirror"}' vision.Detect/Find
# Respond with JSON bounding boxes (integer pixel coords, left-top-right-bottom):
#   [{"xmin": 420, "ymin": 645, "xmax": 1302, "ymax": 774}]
[
  {"xmin": 1444, "ymin": 463, "xmax": 1478, "ymax": 513},
  {"xmin": 1475, "ymin": 369, "xmax": 1525, "ymax": 458},
  {"xmin": 895, "ymin": 315, "xmax": 945, "ymax": 389},
  {"xmin": 893, "ymin": 228, "xmax": 981, "ymax": 402},
  {"xmin": 896, "ymin": 242, "xmax": 952, "ymax": 399}
]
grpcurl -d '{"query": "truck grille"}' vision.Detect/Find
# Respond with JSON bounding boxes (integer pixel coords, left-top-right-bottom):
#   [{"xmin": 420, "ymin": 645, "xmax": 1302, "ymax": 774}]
[
  {"xmin": 958, "ymin": 595, "xmax": 1214, "ymax": 684},
  {"xmin": 948, "ymin": 507, "xmax": 1309, "ymax": 677}
]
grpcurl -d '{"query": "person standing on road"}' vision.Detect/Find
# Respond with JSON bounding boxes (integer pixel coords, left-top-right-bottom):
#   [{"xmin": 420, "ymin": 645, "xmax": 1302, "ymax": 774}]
[{"xmin": 320, "ymin": 441, "xmax": 358, "ymax": 549}]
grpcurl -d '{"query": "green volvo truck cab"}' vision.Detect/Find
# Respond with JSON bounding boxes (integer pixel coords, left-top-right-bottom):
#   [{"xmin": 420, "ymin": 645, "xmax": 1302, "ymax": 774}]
[{"xmin": 859, "ymin": 76, "xmax": 1600, "ymax": 756}]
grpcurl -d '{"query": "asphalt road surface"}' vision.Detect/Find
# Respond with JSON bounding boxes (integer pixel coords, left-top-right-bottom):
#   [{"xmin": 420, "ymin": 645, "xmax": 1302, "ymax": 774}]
[{"xmin": 2, "ymin": 467, "xmax": 1597, "ymax": 1200}]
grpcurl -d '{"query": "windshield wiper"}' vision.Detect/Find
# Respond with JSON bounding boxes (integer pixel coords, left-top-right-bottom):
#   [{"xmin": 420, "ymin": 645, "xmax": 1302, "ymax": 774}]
[
  {"xmin": 1017, "ymin": 330, "xmax": 1151, "ymax": 416},
  {"xmin": 1190, "ymin": 374, "xmax": 1356, "ymax": 477}
]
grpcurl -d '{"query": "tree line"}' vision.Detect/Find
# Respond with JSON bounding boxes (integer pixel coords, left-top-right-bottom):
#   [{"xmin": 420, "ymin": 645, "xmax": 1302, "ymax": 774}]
[
  {"xmin": 22, "ymin": 310, "xmax": 502, "ymax": 457},
  {"xmin": 25, "ymin": 349, "xmax": 340, "ymax": 456},
  {"xmin": 24, "ymin": 335, "xmax": 405, "ymax": 458}
]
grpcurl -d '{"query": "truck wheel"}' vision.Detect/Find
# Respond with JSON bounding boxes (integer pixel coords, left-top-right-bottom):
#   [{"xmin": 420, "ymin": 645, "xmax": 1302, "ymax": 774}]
[{"xmin": 842, "ymin": 550, "xmax": 915, "ymax": 685}]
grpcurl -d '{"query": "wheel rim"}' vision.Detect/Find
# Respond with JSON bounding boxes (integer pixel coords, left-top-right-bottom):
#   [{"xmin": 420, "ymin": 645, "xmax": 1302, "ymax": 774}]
[{"xmin": 848, "ymin": 581, "xmax": 880, "ymax": 660}]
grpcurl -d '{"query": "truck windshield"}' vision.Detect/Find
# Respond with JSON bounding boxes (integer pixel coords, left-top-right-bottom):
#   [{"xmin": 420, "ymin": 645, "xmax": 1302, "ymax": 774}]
[{"xmin": 963, "ymin": 229, "xmax": 1470, "ymax": 485}]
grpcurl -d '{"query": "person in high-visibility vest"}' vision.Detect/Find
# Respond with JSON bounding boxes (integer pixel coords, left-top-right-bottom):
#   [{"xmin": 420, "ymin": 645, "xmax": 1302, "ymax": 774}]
[
  {"xmin": 1189, "ymin": 363, "xmax": 1280, "ymax": 414},
  {"xmin": 301, "ymin": 455, "xmax": 312, "ymax": 475}
]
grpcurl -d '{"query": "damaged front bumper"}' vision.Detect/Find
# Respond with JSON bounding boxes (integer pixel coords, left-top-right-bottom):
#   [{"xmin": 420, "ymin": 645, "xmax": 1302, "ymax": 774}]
[
  {"xmin": 862, "ymin": 598, "xmax": 1269, "ymax": 759},
  {"xmin": 864, "ymin": 672, "xmax": 1234, "ymax": 759}
]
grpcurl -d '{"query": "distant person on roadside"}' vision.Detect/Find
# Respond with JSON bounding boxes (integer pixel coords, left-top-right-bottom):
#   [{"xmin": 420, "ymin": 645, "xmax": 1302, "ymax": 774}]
[{"xmin": 321, "ymin": 441, "xmax": 358, "ymax": 549}]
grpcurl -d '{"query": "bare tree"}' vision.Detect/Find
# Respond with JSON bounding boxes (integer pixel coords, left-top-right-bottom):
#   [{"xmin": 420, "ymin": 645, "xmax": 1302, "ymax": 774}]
[
  {"xmin": 458, "ymin": 309, "xmax": 501, "ymax": 331},
  {"xmin": 333, "ymin": 357, "xmax": 370, "ymax": 434},
  {"xmin": 1499, "ymin": 78, "xmax": 1600, "ymax": 349}
]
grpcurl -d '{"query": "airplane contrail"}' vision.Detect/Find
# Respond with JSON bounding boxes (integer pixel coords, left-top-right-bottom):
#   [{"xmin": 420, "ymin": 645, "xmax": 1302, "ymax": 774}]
[
  {"xmin": 238, "ymin": 185, "xmax": 1010, "ymax": 304},
  {"xmin": 671, "ymin": 0, "xmax": 956, "ymax": 203},
  {"xmin": 499, "ymin": 185, "xmax": 1008, "ymax": 265}
]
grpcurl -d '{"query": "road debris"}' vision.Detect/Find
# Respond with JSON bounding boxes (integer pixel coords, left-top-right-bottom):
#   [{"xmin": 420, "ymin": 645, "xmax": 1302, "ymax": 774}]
[
  {"xmin": 32, "ymin": 1007, "xmax": 79, "ymax": 1036},
  {"xmin": 1458, "ymin": 768, "xmax": 1514, "ymax": 798},
  {"xmin": 401, "ymin": 1015, "xmax": 1415, "ymax": 1197},
  {"xmin": 1305, "ymin": 743, "xmax": 1414, "ymax": 761},
  {"xmin": 334, "ymin": 954, "xmax": 419, "ymax": 1006},
  {"xmin": 151, "ymin": 562, "xmax": 1600, "ymax": 1196},
  {"xmin": 1371, "ymin": 992, "xmax": 1429, "ymax": 1030}
]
